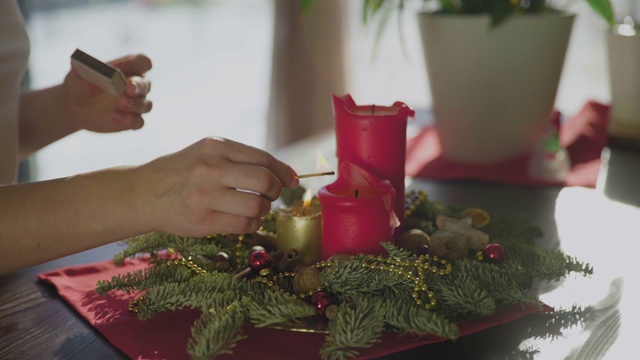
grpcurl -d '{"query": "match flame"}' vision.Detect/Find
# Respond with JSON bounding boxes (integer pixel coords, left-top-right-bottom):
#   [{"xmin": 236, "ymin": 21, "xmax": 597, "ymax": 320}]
[
  {"xmin": 302, "ymin": 188, "xmax": 313, "ymax": 209},
  {"xmin": 315, "ymin": 151, "xmax": 333, "ymax": 173},
  {"xmin": 301, "ymin": 188, "xmax": 314, "ymax": 216}
]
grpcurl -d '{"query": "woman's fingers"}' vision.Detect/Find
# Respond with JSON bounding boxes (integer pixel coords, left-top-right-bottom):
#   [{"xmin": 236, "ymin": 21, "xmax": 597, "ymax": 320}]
[
  {"xmin": 198, "ymin": 211, "xmax": 262, "ymax": 235},
  {"xmin": 201, "ymin": 137, "xmax": 299, "ymax": 189},
  {"xmin": 110, "ymin": 111, "xmax": 144, "ymax": 130},
  {"xmin": 125, "ymin": 76, "xmax": 152, "ymax": 97},
  {"xmin": 142, "ymin": 137, "xmax": 299, "ymax": 237},
  {"xmin": 110, "ymin": 54, "xmax": 152, "ymax": 77},
  {"xmin": 117, "ymin": 96, "xmax": 153, "ymax": 114},
  {"xmin": 218, "ymin": 163, "xmax": 285, "ymax": 201},
  {"xmin": 208, "ymin": 187, "xmax": 272, "ymax": 218}
]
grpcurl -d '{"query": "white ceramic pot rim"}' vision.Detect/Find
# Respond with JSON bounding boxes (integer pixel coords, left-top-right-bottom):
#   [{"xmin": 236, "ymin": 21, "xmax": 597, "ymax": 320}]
[{"xmin": 416, "ymin": 10, "xmax": 573, "ymax": 18}]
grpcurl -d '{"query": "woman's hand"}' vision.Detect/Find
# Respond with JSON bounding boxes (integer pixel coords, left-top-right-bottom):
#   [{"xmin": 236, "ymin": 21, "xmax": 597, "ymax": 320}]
[
  {"xmin": 135, "ymin": 137, "xmax": 300, "ymax": 237},
  {"xmin": 63, "ymin": 53, "xmax": 153, "ymax": 132}
]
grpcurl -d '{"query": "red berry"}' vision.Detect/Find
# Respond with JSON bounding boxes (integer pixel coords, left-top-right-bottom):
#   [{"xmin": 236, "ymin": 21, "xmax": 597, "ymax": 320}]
[
  {"xmin": 483, "ymin": 244, "xmax": 505, "ymax": 264},
  {"xmin": 310, "ymin": 291, "xmax": 335, "ymax": 315},
  {"xmin": 248, "ymin": 250, "xmax": 272, "ymax": 270}
]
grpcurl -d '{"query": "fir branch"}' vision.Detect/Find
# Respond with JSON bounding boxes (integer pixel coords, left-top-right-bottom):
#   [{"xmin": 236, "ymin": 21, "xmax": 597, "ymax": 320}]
[
  {"xmin": 412, "ymin": 198, "xmax": 459, "ymax": 220},
  {"xmin": 279, "ymin": 185, "xmax": 307, "ymax": 206},
  {"xmin": 113, "ymin": 232, "xmax": 174, "ymax": 264},
  {"xmin": 135, "ymin": 272, "xmax": 249, "ymax": 320},
  {"xmin": 563, "ymin": 255, "xmax": 594, "ymax": 276},
  {"xmin": 530, "ymin": 305, "xmax": 592, "ymax": 340},
  {"xmin": 246, "ymin": 287, "xmax": 315, "ymax": 327},
  {"xmin": 455, "ymin": 260, "xmax": 541, "ymax": 308},
  {"xmin": 320, "ymin": 295, "xmax": 385, "ymax": 360},
  {"xmin": 95, "ymin": 268, "xmax": 149, "ymax": 295},
  {"xmin": 380, "ymin": 241, "xmax": 414, "ymax": 261},
  {"xmin": 95, "ymin": 263, "xmax": 195, "ymax": 295},
  {"xmin": 322, "ymin": 260, "xmax": 413, "ymax": 295},
  {"xmin": 134, "ymin": 283, "xmax": 206, "ymax": 320},
  {"xmin": 483, "ymin": 217, "xmax": 543, "ymax": 245},
  {"xmin": 114, "ymin": 232, "xmax": 229, "ymax": 265},
  {"xmin": 382, "ymin": 297, "xmax": 459, "ymax": 339},
  {"xmin": 435, "ymin": 274, "xmax": 496, "ymax": 320},
  {"xmin": 187, "ymin": 302, "xmax": 248, "ymax": 360},
  {"xmin": 167, "ymin": 236, "xmax": 223, "ymax": 260},
  {"xmin": 504, "ymin": 241, "xmax": 592, "ymax": 281}
]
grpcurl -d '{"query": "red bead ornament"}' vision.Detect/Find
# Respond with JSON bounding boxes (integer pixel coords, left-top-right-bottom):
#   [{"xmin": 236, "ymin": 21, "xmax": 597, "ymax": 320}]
[
  {"xmin": 310, "ymin": 291, "xmax": 335, "ymax": 316},
  {"xmin": 248, "ymin": 250, "xmax": 272, "ymax": 271},
  {"xmin": 483, "ymin": 244, "xmax": 505, "ymax": 264}
]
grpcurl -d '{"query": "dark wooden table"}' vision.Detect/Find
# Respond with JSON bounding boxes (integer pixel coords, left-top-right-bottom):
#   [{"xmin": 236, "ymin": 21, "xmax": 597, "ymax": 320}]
[{"xmin": 2, "ymin": 134, "xmax": 639, "ymax": 360}]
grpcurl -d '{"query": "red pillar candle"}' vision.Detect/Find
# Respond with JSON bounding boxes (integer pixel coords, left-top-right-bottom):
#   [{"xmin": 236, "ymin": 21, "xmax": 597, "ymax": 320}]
[
  {"xmin": 317, "ymin": 161, "xmax": 399, "ymax": 260},
  {"xmin": 332, "ymin": 94, "xmax": 414, "ymax": 232}
]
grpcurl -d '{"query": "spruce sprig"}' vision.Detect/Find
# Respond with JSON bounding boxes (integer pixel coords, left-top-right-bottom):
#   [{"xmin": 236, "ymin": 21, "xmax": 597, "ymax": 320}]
[
  {"xmin": 134, "ymin": 273, "xmax": 247, "ymax": 320},
  {"xmin": 322, "ymin": 259, "xmax": 414, "ymax": 296},
  {"xmin": 187, "ymin": 302, "xmax": 247, "ymax": 360},
  {"xmin": 382, "ymin": 297, "xmax": 459, "ymax": 339},
  {"xmin": 114, "ymin": 232, "xmax": 173, "ymax": 264},
  {"xmin": 95, "ymin": 262, "xmax": 195, "ymax": 295},
  {"xmin": 320, "ymin": 295, "xmax": 385, "ymax": 360},
  {"xmin": 380, "ymin": 241, "xmax": 414, "ymax": 261},
  {"xmin": 246, "ymin": 288, "xmax": 316, "ymax": 327}
]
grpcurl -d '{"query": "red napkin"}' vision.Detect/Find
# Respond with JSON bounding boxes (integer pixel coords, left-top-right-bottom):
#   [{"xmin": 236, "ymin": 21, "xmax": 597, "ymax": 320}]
[
  {"xmin": 39, "ymin": 258, "xmax": 551, "ymax": 360},
  {"xmin": 406, "ymin": 101, "xmax": 610, "ymax": 188}
]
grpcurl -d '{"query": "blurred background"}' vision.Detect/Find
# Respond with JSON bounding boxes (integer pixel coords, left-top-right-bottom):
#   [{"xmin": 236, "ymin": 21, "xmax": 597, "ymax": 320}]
[{"xmin": 16, "ymin": 0, "xmax": 636, "ymax": 181}]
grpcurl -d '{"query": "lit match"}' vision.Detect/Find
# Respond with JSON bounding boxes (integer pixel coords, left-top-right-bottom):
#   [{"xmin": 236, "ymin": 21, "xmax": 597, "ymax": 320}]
[{"xmin": 295, "ymin": 171, "xmax": 335, "ymax": 179}]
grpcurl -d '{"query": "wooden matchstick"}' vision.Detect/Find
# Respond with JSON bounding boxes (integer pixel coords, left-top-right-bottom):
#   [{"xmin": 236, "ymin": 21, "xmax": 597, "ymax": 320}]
[{"xmin": 295, "ymin": 171, "xmax": 335, "ymax": 179}]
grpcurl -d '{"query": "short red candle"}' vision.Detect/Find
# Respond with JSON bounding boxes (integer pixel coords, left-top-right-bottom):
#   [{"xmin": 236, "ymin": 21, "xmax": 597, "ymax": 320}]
[
  {"xmin": 332, "ymin": 94, "xmax": 414, "ymax": 233},
  {"xmin": 317, "ymin": 162, "xmax": 399, "ymax": 260}
]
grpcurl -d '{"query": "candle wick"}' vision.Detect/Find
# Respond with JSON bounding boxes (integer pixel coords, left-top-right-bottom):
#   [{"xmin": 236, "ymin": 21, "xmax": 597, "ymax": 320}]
[
  {"xmin": 355, "ymin": 189, "xmax": 359, "ymax": 198},
  {"xmin": 371, "ymin": 104, "xmax": 375, "ymax": 114}
]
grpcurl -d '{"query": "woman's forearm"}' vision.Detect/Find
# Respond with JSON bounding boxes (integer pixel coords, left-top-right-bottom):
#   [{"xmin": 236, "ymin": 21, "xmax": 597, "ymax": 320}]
[
  {"xmin": 0, "ymin": 166, "xmax": 147, "ymax": 274},
  {"xmin": 0, "ymin": 137, "xmax": 299, "ymax": 275},
  {"xmin": 18, "ymin": 85, "xmax": 78, "ymax": 158}
]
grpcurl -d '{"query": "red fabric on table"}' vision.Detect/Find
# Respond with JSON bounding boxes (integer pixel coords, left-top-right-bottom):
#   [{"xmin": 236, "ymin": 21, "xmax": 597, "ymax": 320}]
[
  {"xmin": 406, "ymin": 101, "xmax": 610, "ymax": 188},
  {"xmin": 39, "ymin": 258, "xmax": 552, "ymax": 360}
]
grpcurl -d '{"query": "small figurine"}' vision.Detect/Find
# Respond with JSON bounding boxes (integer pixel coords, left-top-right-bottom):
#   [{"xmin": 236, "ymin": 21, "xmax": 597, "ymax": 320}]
[{"xmin": 528, "ymin": 112, "xmax": 571, "ymax": 182}]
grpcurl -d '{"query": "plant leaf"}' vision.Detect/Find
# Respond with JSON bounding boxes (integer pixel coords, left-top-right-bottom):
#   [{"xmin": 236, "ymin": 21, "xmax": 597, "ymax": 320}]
[
  {"xmin": 300, "ymin": 0, "xmax": 315, "ymax": 14},
  {"xmin": 585, "ymin": 0, "xmax": 615, "ymax": 26}
]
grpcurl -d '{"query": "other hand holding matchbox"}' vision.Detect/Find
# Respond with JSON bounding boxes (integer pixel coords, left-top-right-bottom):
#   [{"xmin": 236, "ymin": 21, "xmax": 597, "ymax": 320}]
[{"xmin": 71, "ymin": 49, "xmax": 126, "ymax": 97}]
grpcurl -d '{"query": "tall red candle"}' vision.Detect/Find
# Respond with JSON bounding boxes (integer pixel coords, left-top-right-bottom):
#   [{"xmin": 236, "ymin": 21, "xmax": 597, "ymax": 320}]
[
  {"xmin": 317, "ymin": 161, "xmax": 399, "ymax": 259},
  {"xmin": 332, "ymin": 94, "xmax": 414, "ymax": 233}
]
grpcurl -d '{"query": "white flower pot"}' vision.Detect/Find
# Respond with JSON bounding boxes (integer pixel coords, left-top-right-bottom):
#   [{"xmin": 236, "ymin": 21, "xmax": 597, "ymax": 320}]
[
  {"xmin": 418, "ymin": 12, "xmax": 575, "ymax": 164},
  {"xmin": 607, "ymin": 24, "xmax": 640, "ymax": 143}
]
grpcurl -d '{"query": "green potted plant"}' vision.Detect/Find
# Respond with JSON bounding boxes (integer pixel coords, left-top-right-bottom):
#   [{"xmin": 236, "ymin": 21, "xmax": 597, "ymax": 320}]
[
  {"xmin": 362, "ymin": 1, "xmax": 614, "ymax": 28},
  {"xmin": 360, "ymin": 0, "xmax": 614, "ymax": 164}
]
